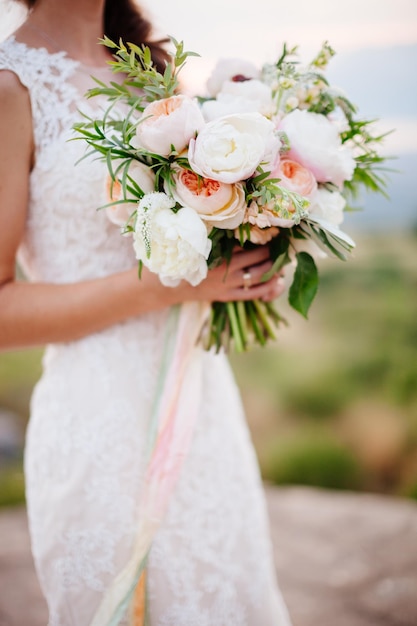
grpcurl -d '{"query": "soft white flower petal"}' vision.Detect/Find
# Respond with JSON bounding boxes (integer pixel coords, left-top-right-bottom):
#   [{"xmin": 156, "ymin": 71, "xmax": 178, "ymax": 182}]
[
  {"xmin": 133, "ymin": 192, "xmax": 211, "ymax": 286},
  {"xmin": 309, "ymin": 188, "xmax": 346, "ymax": 226},
  {"xmin": 280, "ymin": 109, "xmax": 356, "ymax": 188},
  {"xmin": 189, "ymin": 112, "xmax": 278, "ymax": 184},
  {"xmin": 206, "ymin": 58, "xmax": 260, "ymax": 97},
  {"xmin": 202, "ymin": 79, "xmax": 274, "ymax": 121}
]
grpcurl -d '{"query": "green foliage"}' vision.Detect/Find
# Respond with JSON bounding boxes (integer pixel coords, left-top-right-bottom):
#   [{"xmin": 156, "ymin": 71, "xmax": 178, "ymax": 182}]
[
  {"xmin": 263, "ymin": 435, "xmax": 363, "ymax": 490},
  {"xmin": 246, "ymin": 169, "xmax": 310, "ymax": 222},
  {"xmin": 299, "ymin": 218, "xmax": 355, "ymax": 261},
  {"xmin": 0, "ymin": 465, "xmax": 25, "ymax": 508},
  {"xmin": 282, "ymin": 374, "xmax": 352, "ymax": 419},
  {"xmin": 0, "ymin": 349, "xmax": 42, "ymax": 418},
  {"xmin": 91, "ymin": 36, "xmax": 198, "ymax": 104},
  {"xmin": 288, "ymin": 252, "xmax": 318, "ymax": 318},
  {"xmin": 404, "ymin": 482, "xmax": 417, "ymax": 502}
]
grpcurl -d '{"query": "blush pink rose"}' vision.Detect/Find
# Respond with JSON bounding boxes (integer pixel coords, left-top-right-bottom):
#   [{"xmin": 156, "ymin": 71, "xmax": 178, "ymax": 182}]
[
  {"xmin": 236, "ymin": 224, "xmax": 280, "ymax": 245},
  {"xmin": 132, "ymin": 95, "xmax": 205, "ymax": 157},
  {"xmin": 271, "ymin": 158, "xmax": 317, "ymax": 197},
  {"xmin": 279, "ymin": 109, "xmax": 355, "ymax": 188},
  {"xmin": 105, "ymin": 161, "xmax": 155, "ymax": 227}
]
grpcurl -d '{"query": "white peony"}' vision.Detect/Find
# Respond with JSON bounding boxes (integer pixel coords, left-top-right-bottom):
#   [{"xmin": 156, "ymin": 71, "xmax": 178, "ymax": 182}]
[
  {"xmin": 133, "ymin": 192, "xmax": 212, "ymax": 287},
  {"xmin": 131, "ymin": 95, "xmax": 205, "ymax": 157},
  {"xmin": 206, "ymin": 58, "xmax": 260, "ymax": 97},
  {"xmin": 280, "ymin": 109, "xmax": 356, "ymax": 188},
  {"xmin": 201, "ymin": 79, "xmax": 274, "ymax": 121},
  {"xmin": 188, "ymin": 112, "xmax": 280, "ymax": 184},
  {"xmin": 309, "ymin": 188, "xmax": 346, "ymax": 226}
]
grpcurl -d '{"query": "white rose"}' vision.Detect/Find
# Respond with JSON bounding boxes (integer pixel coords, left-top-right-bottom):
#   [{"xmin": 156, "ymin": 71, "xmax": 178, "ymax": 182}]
[
  {"xmin": 131, "ymin": 95, "xmax": 205, "ymax": 157},
  {"xmin": 170, "ymin": 168, "xmax": 246, "ymax": 230},
  {"xmin": 202, "ymin": 79, "xmax": 274, "ymax": 121},
  {"xmin": 206, "ymin": 58, "xmax": 260, "ymax": 97},
  {"xmin": 105, "ymin": 161, "xmax": 155, "ymax": 227},
  {"xmin": 188, "ymin": 112, "xmax": 279, "ymax": 184},
  {"xmin": 309, "ymin": 188, "xmax": 346, "ymax": 226},
  {"xmin": 133, "ymin": 192, "xmax": 211, "ymax": 287},
  {"xmin": 280, "ymin": 109, "xmax": 356, "ymax": 188}
]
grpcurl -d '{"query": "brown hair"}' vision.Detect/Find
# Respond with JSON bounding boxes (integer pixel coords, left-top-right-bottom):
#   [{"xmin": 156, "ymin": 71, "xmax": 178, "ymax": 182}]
[
  {"xmin": 104, "ymin": 0, "xmax": 170, "ymax": 73},
  {"xmin": 20, "ymin": 0, "xmax": 170, "ymax": 72}
]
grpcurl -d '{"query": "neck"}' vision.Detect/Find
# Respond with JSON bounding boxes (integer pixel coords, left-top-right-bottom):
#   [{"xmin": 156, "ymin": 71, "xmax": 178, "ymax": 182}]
[{"xmin": 23, "ymin": 0, "xmax": 110, "ymax": 66}]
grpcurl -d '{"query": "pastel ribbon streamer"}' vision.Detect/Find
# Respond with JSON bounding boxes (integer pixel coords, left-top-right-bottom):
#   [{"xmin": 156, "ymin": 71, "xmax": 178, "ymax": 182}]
[{"xmin": 90, "ymin": 301, "xmax": 209, "ymax": 626}]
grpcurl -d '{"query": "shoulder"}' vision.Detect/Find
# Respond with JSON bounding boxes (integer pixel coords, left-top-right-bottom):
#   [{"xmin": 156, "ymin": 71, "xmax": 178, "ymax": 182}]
[
  {"xmin": 0, "ymin": 67, "xmax": 31, "ymax": 119},
  {"xmin": 0, "ymin": 66, "xmax": 28, "ymax": 93},
  {"xmin": 0, "ymin": 64, "xmax": 33, "ymax": 159},
  {"xmin": 0, "ymin": 37, "xmax": 33, "ymax": 91}
]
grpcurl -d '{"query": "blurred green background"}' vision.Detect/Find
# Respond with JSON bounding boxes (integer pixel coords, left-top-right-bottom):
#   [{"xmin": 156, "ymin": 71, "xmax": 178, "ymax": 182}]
[{"xmin": 0, "ymin": 232, "xmax": 416, "ymax": 507}]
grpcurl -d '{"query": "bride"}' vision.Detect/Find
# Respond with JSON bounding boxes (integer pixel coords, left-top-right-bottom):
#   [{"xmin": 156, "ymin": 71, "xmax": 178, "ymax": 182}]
[{"xmin": 0, "ymin": 0, "xmax": 292, "ymax": 624}]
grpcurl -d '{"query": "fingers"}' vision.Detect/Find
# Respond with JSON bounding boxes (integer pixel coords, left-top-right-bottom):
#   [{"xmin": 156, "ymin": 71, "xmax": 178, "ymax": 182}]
[
  {"xmin": 217, "ymin": 275, "xmax": 286, "ymax": 303},
  {"xmin": 229, "ymin": 246, "xmax": 270, "ymax": 272},
  {"xmin": 216, "ymin": 257, "xmax": 286, "ymax": 291},
  {"xmin": 244, "ymin": 276, "xmax": 286, "ymax": 301},
  {"xmin": 260, "ymin": 276, "xmax": 286, "ymax": 302},
  {"xmin": 202, "ymin": 246, "xmax": 287, "ymax": 303},
  {"xmin": 240, "ymin": 260, "xmax": 280, "ymax": 286}
]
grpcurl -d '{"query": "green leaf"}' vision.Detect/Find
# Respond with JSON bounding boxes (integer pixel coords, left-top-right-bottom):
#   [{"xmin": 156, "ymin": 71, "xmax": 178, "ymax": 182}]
[
  {"xmin": 289, "ymin": 252, "xmax": 318, "ymax": 318},
  {"xmin": 261, "ymin": 252, "xmax": 288, "ymax": 282}
]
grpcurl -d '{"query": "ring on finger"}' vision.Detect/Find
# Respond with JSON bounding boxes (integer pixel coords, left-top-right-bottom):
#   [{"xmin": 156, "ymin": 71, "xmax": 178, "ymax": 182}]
[{"xmin": 242, "ymin": 270, "xmax": 252, "ymax": 290}]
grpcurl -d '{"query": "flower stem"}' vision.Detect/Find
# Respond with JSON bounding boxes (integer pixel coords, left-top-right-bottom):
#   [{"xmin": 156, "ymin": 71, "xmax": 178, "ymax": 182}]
[
  {"xmin": 236, "ymin": 300, "xmax": 248, "ymax": 350},
  {"xmin": 253, "ymin": 299, "xmax": 277, "ymax": 340},
  {"xmin": 246, "ymin": 301, "xmax": 267, "ymax": 347},
  {"xmin": 226, "ymin": 302, "xmax": 244, "ymax": 352}
]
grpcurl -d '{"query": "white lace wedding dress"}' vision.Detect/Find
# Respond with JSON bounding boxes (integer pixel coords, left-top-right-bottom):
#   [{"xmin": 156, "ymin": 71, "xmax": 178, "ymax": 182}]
[{"xmin": 0, "ymin": 37, "xmax": 291, "ymax": 626}]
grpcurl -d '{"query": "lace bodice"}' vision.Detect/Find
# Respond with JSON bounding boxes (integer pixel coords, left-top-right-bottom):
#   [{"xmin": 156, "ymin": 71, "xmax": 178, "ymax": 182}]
[{"xmin": 0, "ymin": 36, "xmax": 135, "ymax": 283}]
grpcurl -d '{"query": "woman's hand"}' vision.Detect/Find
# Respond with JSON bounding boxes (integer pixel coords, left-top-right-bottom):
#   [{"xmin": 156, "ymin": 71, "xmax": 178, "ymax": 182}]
[{"xmin": 178, "ymin": 246, "xmax": 286, "ymax": 304}]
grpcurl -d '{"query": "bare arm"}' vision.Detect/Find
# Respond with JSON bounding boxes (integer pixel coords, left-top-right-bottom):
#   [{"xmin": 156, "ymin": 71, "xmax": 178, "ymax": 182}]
[{"xmin": 0, "ymin": 71, "xmax": 284, "ymax": 351}]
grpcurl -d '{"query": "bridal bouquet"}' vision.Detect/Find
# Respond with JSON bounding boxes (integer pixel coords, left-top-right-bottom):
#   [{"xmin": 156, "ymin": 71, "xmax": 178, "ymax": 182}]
[{"xmin": 75, "ymin": 38, "xmax": 388, "ymax": 352}]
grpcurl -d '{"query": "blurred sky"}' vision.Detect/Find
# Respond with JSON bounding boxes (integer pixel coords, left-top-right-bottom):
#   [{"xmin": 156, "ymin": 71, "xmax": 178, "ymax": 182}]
[
  {"xmin": 1, "ymin": 0, "xmax": 416, "ymax": 161},
  {"xmin": 149, "ymin": 0, "xmax": 417, "ymax": 61}
]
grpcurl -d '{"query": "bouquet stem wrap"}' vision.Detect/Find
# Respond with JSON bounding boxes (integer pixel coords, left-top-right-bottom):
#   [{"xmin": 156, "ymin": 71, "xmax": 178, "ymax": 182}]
[{"xmin": 90, "ymin": 301, "xmax": 210, "ymax": 626}]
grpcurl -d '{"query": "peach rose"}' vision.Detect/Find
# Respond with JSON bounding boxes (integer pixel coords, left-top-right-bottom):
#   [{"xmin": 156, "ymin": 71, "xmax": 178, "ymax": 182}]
[
  {"xmin": 131, "ymin": 95, "xmax": 205, "ymax": 157},
  {"xmin": 170, "ymin": 168, "xmax": 246, "ymax": 230},
  {"xmin": 271, "ymin": 159, "xmax": 317, "ymax": 197},
  {"xmin": 244, "ymin": 201, "xmax": 276, "ymax": 229},
  {"xmin": 236, "ymin": 224, "xmax": 279, "ymax": 245},
  {"xmin": 105, "ymin": 161, "xmax": 155, "ymax": 227},
  {"xmin": 244, "ymin": 200, "xmax": 299, "ymax": 230}
]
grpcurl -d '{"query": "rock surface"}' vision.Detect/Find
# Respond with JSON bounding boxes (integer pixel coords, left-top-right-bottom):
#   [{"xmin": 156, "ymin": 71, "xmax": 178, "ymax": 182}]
[{"xmin": 0, "ymin": 487, "xmax": 416, "ymax": 626}]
